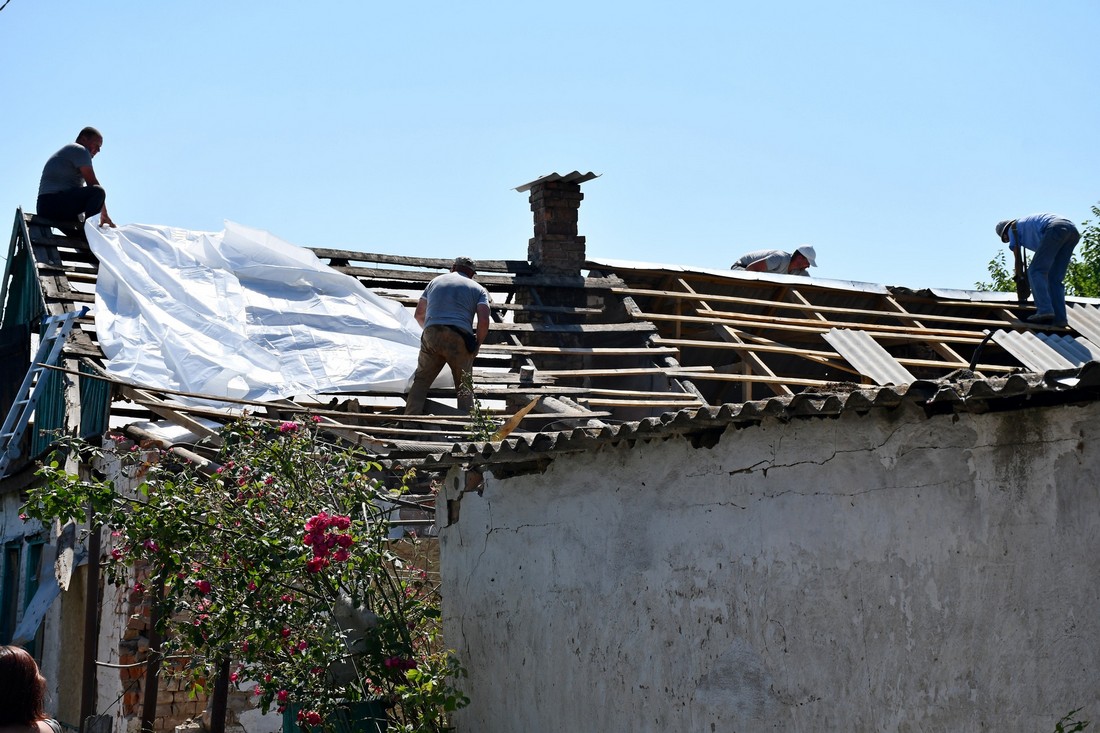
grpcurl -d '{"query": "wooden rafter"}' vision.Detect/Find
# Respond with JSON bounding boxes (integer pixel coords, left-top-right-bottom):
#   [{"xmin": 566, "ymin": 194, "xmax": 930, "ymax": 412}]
[{"xmin": 675, "ymin": 278, "xmax": 793, "ymax": 398}]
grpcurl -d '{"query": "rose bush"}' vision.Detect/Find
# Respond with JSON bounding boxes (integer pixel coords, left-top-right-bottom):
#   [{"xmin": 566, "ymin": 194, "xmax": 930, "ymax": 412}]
[{"xmin": 24, "ymin": 417, "xmax": 467, "ymax": 733}]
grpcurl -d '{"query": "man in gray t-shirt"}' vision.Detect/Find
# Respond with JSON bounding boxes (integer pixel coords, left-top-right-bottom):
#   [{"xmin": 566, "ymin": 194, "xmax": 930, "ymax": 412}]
[
  {"xmin": 731, "ymin": 245, "xmax": 817, "ymax": 276},
  {"xmin": 404, "ymin": 256, "xmax": 491, "ymax": 415},
  {"xmin": 37, "ymin": 126, "xmax": 116, "ymax": 228}
]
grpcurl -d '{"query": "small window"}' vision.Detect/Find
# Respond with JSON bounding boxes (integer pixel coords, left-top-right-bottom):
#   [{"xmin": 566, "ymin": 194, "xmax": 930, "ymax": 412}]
[
  {"xmin": 0, "ymin": 542, "xmax": 21, "ymax": 644},
  {"xmin": 24, "ymin": 539, "xmax": 45, "ymax": 659}
]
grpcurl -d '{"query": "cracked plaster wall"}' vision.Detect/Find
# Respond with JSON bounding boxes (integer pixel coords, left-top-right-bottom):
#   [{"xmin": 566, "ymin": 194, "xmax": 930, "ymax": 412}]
[{"xmin": 440, "ymin": 400, "xmax": 1100, "ymax": 732}]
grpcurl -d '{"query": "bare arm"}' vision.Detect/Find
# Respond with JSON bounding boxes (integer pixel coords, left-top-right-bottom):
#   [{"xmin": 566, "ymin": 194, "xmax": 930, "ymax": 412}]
[
  {"xmin": 414, "ymin": 298, "xmax": 427, "ymax": 327},
  {"xmin": 79, "ymin": 165, "xmax": 116, "ymax": 227},
  {"xmin": 743, "ymin": 259, "xmax": 770, "ymax": 273},
  {"xmin": 475, "ymin": 303, "xmax": 490, "ymax": 351},
  {"xmin": 78, "ymin": 165, "xmax": 101, "ymax": 187}
]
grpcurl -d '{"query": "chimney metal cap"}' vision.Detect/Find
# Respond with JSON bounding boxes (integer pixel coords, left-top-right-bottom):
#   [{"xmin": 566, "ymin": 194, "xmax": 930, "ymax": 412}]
[{"xmin": 514, "ymin": 171, "xmax": 600, "ymax": 193}]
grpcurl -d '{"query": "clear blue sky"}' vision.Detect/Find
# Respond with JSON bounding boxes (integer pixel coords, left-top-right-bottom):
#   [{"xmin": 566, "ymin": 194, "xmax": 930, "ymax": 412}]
[{"xmin": 2, "ymin": 1, "xmax": 1098, "ymax": 290}]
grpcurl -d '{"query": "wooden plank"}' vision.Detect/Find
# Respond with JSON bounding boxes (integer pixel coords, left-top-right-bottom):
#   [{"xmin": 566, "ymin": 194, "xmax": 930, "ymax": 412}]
[
  {"xmin": 119, "ymin": 386, "xmax": 222, "ymax": 441},
  {"xmin": 490, "ymin": 321, "xmax": 657, "ymax": 335},
  {"xmin": 658, "ymin": 303, "xmax": 985, "ymax": 338},
  {"xmin": 337, "ymin": 265, "xmax": 620, "ymax": 290},
  {"xmin": 664, "ymin": 371, "xmax": 839, "ymax": 387},
  {"xmin": 489, "ymin": 302, "xmax": 604, "ymax": 316},
  {"xmin": 536, "ymin": 365, "xmax": 715, "ymax": 378},
  {"xmin": 640, "ymin": 311, "xmax": 988, "ymax": 344},
  {"xmin": 479, "ymin": 345, "xmax": 678, "ymax": 356},
  {"xmin": 620, "ymin": 291, "xmax": 710, "ymax": 404},
  {"xmin": 584, "ymin": 398, "xmax": 705, "ymax": 408},
  {"xmin": 583, "ymin": 387, "xmax": 701, "ymax": 398},
  {"xmin": 881, "ymin": 294, "xmax": 969, "ymax": 367},
  {"xmin": 676, "ymin": 278, "xmax": 793, "ymax": 398},
  {"xmin": 651, "ymin": 336, "xmax": 836, "ymax": 359},
  {"xmin": 613, "ymin": 284, "xmax": 1012, "ymax": 328},
  {"xmin": 309, "ymin": 249, "xmax": 536, "ymax": 275}
]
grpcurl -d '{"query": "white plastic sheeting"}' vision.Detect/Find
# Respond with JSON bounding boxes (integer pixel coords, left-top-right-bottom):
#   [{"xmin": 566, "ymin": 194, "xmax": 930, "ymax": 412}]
[{"xmin": 88, "ymin": 218, "xmax": 431, "ymax": 402}]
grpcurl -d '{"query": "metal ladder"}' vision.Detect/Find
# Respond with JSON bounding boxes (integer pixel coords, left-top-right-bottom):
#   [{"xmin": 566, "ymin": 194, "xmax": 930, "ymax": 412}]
[{"xmin": 0, "ymin": 307, "xmax": 88, "ymax": 478}]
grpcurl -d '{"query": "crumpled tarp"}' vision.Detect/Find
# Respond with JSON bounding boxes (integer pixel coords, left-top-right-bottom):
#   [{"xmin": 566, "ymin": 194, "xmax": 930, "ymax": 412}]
[{"xmin": 87, "ymin": 218, "xmax": 435, "ymax": 402}]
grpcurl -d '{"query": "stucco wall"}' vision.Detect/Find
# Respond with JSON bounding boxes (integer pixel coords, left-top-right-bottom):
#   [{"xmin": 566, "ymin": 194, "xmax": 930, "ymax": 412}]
[{"xmin": 440, "ymin": 400, "xmax": 1100, "ymax": 732}]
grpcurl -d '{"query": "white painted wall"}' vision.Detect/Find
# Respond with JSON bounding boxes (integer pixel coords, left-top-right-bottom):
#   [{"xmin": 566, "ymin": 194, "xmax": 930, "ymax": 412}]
[{"xmin": 440, "ymin": 400, "xmax": 1100, "ymax": 732}]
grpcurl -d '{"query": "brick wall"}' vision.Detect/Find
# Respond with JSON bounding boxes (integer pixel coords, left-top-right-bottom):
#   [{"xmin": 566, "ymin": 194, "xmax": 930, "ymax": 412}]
[
  {"xmin": 120, "ymin": 564, "xmax": 210, "ymax": 732},
  {"xmin": 525, "ymin": 179, "xmax": 585, "ymax": 276}
]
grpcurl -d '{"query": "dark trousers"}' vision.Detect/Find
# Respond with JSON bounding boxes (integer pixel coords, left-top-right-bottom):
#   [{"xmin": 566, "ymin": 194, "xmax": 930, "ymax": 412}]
[
  {"xmin": 37, "ymin": 186, "xmax": 106, "ymax": 222},
  {"xmin": 404, "ymin": 325, "xmax": 476, "ymax": 415}
]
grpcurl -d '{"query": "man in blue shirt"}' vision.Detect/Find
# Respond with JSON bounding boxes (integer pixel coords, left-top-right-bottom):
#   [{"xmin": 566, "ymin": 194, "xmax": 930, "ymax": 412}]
[
  {"xmin": 37, "ymin": 127, "xmax": 116, "ymax": 228},
  {"xmin": 404, "ymin": 256, "xmax": 491, "ymax": 415},
  {"xmin": 996, "ymin": 214, "xmax": 1080, "ymax": 327}
]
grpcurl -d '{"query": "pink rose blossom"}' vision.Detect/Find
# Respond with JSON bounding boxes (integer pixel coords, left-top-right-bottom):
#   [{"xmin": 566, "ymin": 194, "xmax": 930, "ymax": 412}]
[
  {"xmin": 278, "ymin": 421, "xmax": 298, "ymax": 433},
  {"xmin": 277, "ymin": 689, "xmax": 289, "ymax": 703},
  {"xmin": 194, "ymin": 579, "xmax": 213, "ymax": 595}
]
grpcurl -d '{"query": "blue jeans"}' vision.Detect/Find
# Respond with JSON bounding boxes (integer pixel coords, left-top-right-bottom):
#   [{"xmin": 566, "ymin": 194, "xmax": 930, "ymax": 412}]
[{"xmin": 1028, "ymin": 221, "xmax": 1080, "ymax": 323}]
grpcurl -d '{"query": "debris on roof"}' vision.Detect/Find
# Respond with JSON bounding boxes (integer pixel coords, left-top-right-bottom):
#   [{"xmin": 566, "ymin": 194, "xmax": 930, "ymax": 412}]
[{"xmin": 4, "ymin": 203, "xmax": 1100, "ymax": 481}]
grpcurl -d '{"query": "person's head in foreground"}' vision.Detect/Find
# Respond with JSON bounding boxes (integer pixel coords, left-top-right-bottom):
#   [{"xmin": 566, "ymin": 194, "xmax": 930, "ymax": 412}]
[{"xmin": 0, "ymin": 645, "xmax": 48, "ymax": 728}]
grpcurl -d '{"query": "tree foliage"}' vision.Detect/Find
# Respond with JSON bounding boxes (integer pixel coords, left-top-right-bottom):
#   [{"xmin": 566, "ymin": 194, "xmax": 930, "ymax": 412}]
[{"xmin": 976, "ymin": 203, "xmax": 1100, "ymax": 297}]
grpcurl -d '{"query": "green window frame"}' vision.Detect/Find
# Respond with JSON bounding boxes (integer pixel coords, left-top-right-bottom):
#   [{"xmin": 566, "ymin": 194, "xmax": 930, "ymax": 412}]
[
  {"xmin": 23, "ymin": 537, "xmax": 45, "ymax": 658},
  {"xmin": 0, "ymin": 541, "xmax": 21, "ymax": 644}
]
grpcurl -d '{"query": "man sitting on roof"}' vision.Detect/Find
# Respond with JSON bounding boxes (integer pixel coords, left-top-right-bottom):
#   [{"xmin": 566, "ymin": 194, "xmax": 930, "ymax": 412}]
[
  {"xmin": 36, "ymin": 126, "xmax": 116, "ymax": 229},
  {"xmin": 404, "ymin": 256, "xmax": 491, "ymax": 415},
  {"xmin": 731, "ymin": 246, "xmax": 816, "ymax": 276}
]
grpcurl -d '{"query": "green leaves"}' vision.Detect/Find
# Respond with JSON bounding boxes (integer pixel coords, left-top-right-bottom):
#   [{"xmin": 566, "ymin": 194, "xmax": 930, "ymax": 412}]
[{"xmin": 27, "ymin": 418, "xmax": 467, "ymax": 733}]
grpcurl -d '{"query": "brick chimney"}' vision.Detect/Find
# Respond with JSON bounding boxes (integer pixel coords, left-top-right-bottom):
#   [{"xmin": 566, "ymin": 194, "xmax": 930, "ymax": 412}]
[{"xmin": 515, "ymin": 172, "xmax": 598, "ymax": 276}]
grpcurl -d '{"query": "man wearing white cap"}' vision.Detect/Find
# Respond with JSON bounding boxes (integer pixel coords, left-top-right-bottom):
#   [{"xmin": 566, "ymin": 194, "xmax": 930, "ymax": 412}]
[{"xmin": 731, "ymin": 246, "xmax": 817, "ymax": 276}]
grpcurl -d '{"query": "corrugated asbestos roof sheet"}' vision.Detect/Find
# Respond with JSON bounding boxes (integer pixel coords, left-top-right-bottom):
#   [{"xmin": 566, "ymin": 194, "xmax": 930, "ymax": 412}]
[
  {"xmin": 419, "ymin": 361, "xmax": 1100, "ymax": 474},
  {"xmin": 992, "ymin": 330, "xmax": 1100, "ymax": 373},
  {"xmin": 822, "ymin": 328, "xmax": 916, "ymax": 386},
  {"xmin": 1068, "ymin": 302, "xmax": 1100, "ymax": 345}
]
